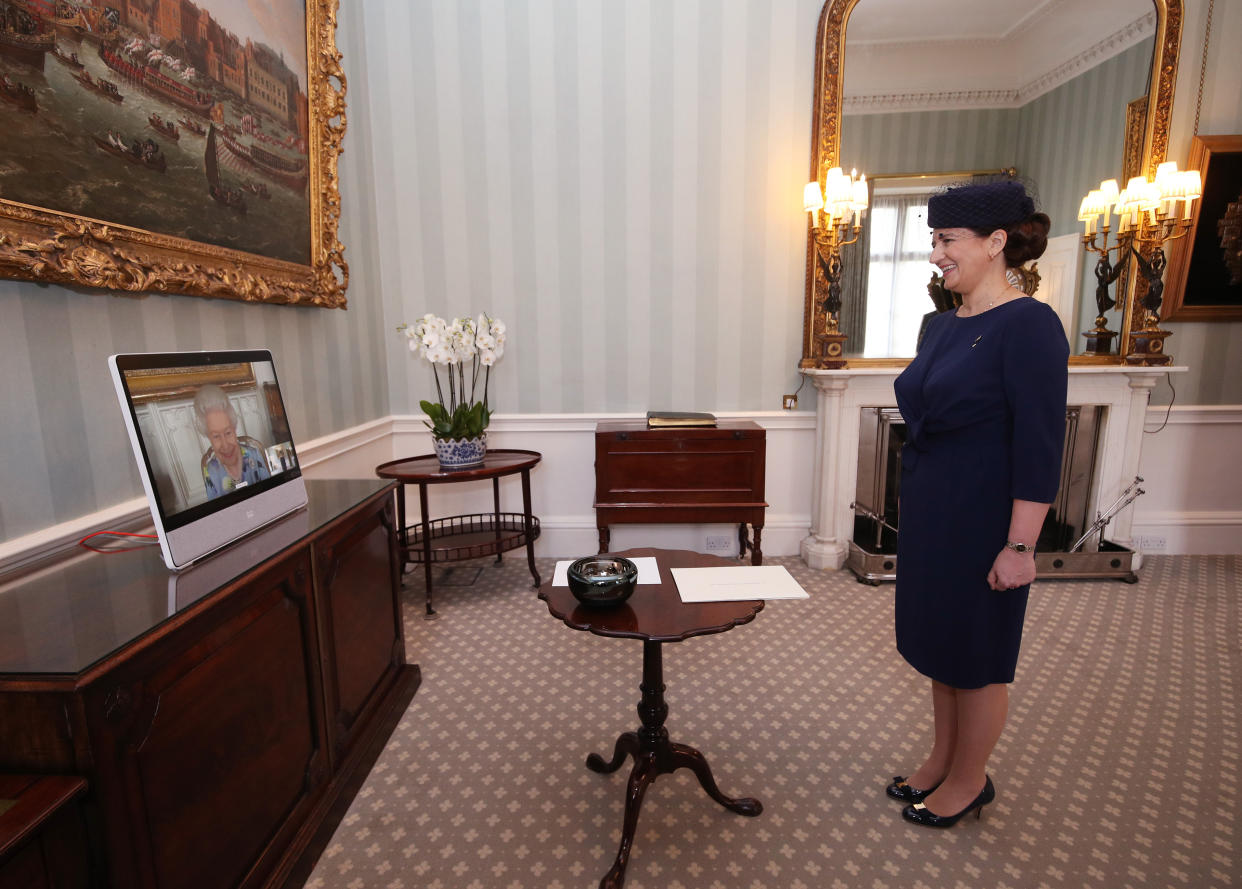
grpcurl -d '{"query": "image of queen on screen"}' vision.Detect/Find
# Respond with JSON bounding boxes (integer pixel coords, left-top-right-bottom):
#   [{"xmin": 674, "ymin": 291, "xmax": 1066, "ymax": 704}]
[
  {"xmin": 195, "ymin": 384, "xmax": 271, "ymax": 499},
  {"xmin": 124, "ymin": 360, "xmax": 298, "ymax": 518}
]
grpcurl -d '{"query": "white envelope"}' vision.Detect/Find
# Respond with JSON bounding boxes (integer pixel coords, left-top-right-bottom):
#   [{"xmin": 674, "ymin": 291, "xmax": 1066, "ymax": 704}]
[{"xmin": 670, "ymin": 565, "xmax": 809, "ymax": 602}]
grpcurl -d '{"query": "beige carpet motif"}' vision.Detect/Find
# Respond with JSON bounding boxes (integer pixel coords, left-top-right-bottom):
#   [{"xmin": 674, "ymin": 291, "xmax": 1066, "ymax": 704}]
[{"xmin": 306, "ymin": 554, "xmax": 1238, "ymax": 889}]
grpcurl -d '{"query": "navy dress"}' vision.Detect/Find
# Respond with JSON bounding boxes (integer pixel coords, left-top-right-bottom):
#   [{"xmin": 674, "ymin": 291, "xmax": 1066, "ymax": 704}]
[{"xmin": 893, "ymin": 297, "xmax": 1068, "ymax": 689}]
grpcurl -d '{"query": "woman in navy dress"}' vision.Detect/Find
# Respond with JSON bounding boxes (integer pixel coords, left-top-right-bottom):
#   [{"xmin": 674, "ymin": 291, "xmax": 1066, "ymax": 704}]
[{"xmin": 886, "ymin": 181, "xmax": 1068, "ymax": 827}]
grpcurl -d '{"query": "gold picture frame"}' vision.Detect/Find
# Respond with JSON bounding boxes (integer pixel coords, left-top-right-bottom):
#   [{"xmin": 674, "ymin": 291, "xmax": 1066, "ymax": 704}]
[
  {"xmin": 124, "ymin": 363, "xmax": 256, "ymax": 400},
  {"xmin": 1161, "ymin": 135, "xmax": 1242, "ymax": 322},
  {"xmin": 0, "ymin": 0, "xmax": 347, "ymax": 308}
]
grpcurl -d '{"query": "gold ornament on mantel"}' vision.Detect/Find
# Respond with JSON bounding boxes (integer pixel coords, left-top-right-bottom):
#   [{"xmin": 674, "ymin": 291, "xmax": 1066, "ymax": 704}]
[{"xmin": 1078, "ymin": 162, "xmax": 1202, "ymax": 365}]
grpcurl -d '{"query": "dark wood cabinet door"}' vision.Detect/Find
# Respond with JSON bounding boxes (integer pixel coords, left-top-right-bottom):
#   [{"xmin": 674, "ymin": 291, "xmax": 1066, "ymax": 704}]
[
  {"xmin": 314, "ymin": 494, "xmax": 405, "ymax": 767},
  {"xmin": 82, "ymin": 549, "xmax": 326, "ymax": 889},
  {"xmin": 594, "ymin": 422, "xmax": 766, "ymax": 508}
]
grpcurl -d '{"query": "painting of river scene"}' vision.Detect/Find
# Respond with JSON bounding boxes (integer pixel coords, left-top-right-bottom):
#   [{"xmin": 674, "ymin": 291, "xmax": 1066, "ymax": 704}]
[{"xmin": 0, "ymin": 0, "xmax": 311, "ymax": 266}]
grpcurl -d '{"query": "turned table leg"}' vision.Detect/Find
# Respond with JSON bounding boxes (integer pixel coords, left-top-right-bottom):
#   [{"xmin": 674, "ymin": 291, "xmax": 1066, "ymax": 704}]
[
  {"xmin": 417, "ymin": 482, "xmax": 437, "ymax": 620},
  {"xmin": 520, "ymin": 469, "xmax": 541, "ymax": 587},
  {"xmin": 589, "ymin": 640, "xmax": 761, "ymax": 889}
]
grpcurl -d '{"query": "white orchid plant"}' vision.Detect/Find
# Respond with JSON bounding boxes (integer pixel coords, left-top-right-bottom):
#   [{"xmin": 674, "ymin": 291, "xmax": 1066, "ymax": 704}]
[{"xmin": 398, "ymin": 313, "xmax": 506, "ymax": 441}]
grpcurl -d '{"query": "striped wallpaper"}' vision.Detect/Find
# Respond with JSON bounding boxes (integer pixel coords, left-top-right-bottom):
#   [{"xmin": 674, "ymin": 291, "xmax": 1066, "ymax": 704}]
[
  {"xmin": 368, "ymin": 0, "xmax": 824, "ymax": 421},
  {"xmin": 1015, "ymin": 39, "xmax": 1156, "ymax": 339},
  {"xmin": 1, "ymin": 0, "xmax": 1240, "ymax": 545},
  {"xmin": 843, "ymin": 107, "xmax": 1023, "ymax": 177}
]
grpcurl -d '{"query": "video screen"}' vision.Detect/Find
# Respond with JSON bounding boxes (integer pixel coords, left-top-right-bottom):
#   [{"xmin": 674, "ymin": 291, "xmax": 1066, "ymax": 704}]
[{"xmin": 116, "ymin": 358, "xmax": 299, "ymax": 523}]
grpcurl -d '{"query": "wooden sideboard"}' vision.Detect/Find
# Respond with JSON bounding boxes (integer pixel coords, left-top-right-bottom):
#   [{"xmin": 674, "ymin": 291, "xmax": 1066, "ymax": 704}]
[
  {"xmin": 0, "ymin": 479, "xmax": 420, "ymax": 889},
  {"xmin": 593, "ymin": 421, "xmax": 768, "ymax": 564},
  {"xmin": 0, "ymin": 774, "xmax": 90, "ymax": 889}
]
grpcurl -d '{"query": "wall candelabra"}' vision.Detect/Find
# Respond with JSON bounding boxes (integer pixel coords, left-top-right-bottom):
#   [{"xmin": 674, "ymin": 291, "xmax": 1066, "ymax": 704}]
[
  {"xmin": 1078, "ymin": 162, "xmax": 1201, "ymax": 364},
  {"xmin": 803, "ymin": 167, "xmax": 868, "ymax": 368}
]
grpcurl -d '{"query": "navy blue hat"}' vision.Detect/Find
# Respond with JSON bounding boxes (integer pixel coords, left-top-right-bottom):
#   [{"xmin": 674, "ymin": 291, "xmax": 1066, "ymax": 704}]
[{"xmin": 926, "ymin": 180, "xmax": 1035, "ymax": 230}]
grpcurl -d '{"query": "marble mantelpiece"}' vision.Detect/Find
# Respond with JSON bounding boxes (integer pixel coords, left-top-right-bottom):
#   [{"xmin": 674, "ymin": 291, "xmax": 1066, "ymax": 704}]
[{"xmin": 800, "ymin": 365, "xmax": 1185, "ymax": 571}]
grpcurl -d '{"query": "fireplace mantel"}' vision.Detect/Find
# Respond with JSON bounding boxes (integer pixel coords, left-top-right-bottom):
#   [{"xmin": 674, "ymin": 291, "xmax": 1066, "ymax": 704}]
[{"xmin": 799, "ymin": 365, "xmax": 1186, "ymax": 571}]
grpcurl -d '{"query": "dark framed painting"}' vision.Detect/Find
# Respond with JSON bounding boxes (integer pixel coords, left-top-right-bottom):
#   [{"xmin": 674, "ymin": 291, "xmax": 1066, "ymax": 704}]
[
  {"xmin": 0, "ymin": 0, "xmax": 346, "ymax": 307},
  {"xmin": 1162, "ymin": 135, "xmax": 1242, "ymax": 322}
]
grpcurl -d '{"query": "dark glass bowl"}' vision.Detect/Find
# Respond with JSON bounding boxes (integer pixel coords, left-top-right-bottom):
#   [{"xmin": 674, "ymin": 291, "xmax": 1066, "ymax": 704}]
[{"xmin": 566, "ymin": 556, "xmax": 638, "ymax": 609}]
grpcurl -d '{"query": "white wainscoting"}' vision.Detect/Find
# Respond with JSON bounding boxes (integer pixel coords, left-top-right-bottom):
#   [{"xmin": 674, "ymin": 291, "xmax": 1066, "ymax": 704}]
[
  {"xmin": 0, "ymin": 413, "xmax": 818, "ymax": 577},
  {"xmin": 4, "ymin": 404, "xmax": 1236, "ymax": 579},
  {"xmin": 386, "ymin": 412, "xmax": 819, "ymax": 561},
  {"xmin": 1130, "ymin": 405, "xmax": 1242, "ymax": 554}
]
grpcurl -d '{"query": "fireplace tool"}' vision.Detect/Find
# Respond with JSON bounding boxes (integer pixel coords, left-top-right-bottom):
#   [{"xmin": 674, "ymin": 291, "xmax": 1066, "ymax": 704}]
[{"xmin": 1069, "ymin": 476, "xmax": 1145, "ymax": 552}]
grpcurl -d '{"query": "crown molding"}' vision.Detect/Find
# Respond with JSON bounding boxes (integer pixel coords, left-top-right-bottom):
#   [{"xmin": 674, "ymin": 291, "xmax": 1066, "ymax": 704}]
[
  {"xmin": 844, "ymin": 11, "xmax": 1156, "ymax": 114},
  {"xmin": 1017, "ymin": 11, "xmax": 1156, "ymax": 103},
  {"xmin": 844, "ymin": 89, "xmax": 1020, "ymax": 114}
]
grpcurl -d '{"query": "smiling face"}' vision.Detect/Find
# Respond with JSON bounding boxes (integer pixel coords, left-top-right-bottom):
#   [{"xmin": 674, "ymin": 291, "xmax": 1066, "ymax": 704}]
[
  {"xmin": 204, "ymin": 408, "xmax": 240, "ymax": 467},
  {"xmin": 930, "ymin": 227, "xmax": 1005, "ymax": 295}
]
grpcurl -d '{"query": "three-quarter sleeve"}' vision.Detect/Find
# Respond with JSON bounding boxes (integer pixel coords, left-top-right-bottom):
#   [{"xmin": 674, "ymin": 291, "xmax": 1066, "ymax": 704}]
[{"xmin": 1003, "ymin": 302, "xmax": 1069, "ymax": 503}]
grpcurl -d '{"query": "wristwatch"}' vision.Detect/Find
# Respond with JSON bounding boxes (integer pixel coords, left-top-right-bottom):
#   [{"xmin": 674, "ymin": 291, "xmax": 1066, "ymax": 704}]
[{"xmin": 1004, "ymin": 540, "xmax": 1034, "ymax": 554}]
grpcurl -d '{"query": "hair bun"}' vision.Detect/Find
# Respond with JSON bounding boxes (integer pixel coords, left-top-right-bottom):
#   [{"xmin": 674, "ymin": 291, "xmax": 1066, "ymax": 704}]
[{"xmin": 1003, "ymin": 212, "xmax": 1051, "ymax": 266}]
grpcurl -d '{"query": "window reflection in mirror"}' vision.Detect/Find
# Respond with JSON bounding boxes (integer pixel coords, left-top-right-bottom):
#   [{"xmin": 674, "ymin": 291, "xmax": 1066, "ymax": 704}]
[{"xmin": 861, "ymin": 192, "xmax": 930, "ymax": 357}]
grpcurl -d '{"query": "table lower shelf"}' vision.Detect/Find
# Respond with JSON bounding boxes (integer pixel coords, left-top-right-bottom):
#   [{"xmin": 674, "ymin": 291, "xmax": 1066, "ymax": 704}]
[{"xmin": 402, "ymin": 512, "xmax": 541, "ymax": 563}]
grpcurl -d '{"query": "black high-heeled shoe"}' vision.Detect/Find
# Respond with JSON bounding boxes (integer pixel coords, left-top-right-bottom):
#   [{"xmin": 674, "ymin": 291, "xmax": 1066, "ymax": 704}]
[
  {"xmin": 885, "ymin": 776, "xmax": 940, "ymax": 804},
  {"xmin": 901, "ymin": 776, "xmax": 995, "ymax": 828}
]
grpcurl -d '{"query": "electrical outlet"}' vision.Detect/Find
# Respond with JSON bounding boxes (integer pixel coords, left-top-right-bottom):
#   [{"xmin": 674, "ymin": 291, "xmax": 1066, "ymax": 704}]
[
  {"xmin": 705, "ymin": 535, "xmax": 733, "ymax": 553},
  {"xmin": 1135, "ymin": 534, "xmax": 1167, "ymax": 552},
  {"xmin": 782, "ymin": 394, "xmax": 798, "ymax": 410}
]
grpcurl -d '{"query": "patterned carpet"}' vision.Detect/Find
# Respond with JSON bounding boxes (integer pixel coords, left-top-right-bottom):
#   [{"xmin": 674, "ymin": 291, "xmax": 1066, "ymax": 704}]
[{"xmin": 305, "ymin": 554, "xmax": 1239, "ymax": 889}]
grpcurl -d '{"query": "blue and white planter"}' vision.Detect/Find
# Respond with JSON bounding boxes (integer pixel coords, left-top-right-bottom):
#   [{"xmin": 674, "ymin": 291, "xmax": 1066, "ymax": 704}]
[{"xmin": 433, "ymin": 433, "xmax": 487, "ymax": 469}]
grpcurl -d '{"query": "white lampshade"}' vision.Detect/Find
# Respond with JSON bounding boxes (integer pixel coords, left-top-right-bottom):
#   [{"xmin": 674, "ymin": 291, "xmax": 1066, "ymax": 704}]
[
  {"xmin": 803, "ymin": 181, "xmax": 824, "ymax": 213},
  {"xmin": 1078, "ymin": 191, "xmax": 1100, "ymax": 222},
  {"xmin": 1181, "ymin": 169, "xmax": 1203, "ymax": 201},
  {"xmin": 851, "ymin": 177, "xmax": 869, "ymax": 210},
  {"xmin": 1099, "ymin": 179, "xmax": 1120, "ymax": 206},
  {"xmin": 1155, "ymin": 161, "xmax": 1180, "ymax": 198},
  {"xmin": 1179, "ymin": 169, "xmax": 1203, "ymax": 218},
  {"xmin": 1136, "ymin": 179, "xmax": 1161, "ymax": 212},
  {"xmin": 824, "ymin": 167, "xmax": 850, "ymax": 206}
]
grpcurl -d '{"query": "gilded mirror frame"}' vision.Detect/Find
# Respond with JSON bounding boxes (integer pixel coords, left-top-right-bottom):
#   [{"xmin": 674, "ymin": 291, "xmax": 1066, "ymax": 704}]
[
  {"xmin": 800, "ymin": 0, "xmax": 1183, "ymax": 368},
  {"xmin": 0, "ymin": 0, "xmax": 348, "ymax": 308}
]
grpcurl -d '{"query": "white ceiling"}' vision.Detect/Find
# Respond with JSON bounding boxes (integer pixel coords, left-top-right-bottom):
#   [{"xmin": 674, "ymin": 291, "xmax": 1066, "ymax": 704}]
[
  {"xmin": 845, "ymin": 0, "xmax": 1149, "ymax": 45},
  {"xmin": 842, "ymin": 0, "xmax": 1157, "ymax": 110}
]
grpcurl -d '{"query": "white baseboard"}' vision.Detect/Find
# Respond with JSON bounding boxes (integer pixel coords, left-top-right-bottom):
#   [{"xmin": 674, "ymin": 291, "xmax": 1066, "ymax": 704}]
[
  {"xmin": 7, "ymin": 404, "xmax": 1234, "ymax": 576},
  {"xmin": 0, "ymin": 412, "xmax": 818, "ymax": 577},
  {"xmin": 388, "ymin": 411, "xmax": 817, "ymax": 560},
  {"xmin": 1130, "ymin": 510, "xmax": 1242, "ymax": 555}
]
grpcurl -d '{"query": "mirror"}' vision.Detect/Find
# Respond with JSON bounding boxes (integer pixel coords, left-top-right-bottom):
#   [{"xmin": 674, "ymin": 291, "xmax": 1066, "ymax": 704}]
[{"xmin": 800, "ymin": 0, "xmax": 1183, "ymax": 367}]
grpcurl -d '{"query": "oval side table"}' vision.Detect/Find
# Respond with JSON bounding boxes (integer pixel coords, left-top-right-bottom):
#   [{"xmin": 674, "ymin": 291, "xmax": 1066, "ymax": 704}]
[{"xmin": 377, "ymin": 448, "xmax": 542, "ymax": 618}]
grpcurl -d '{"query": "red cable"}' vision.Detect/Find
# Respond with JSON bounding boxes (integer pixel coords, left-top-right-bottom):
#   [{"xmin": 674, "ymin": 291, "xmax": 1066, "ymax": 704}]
[{"xmin": 78, "ymin": 530, "xmax": 159, "ymax": 554}]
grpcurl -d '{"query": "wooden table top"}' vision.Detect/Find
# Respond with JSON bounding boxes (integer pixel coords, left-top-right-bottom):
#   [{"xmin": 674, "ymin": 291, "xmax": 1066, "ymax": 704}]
[
  {"xmin": 538, "ymin": 548, "xmax": 764, "ymax": 643},
  {"xmin": 376, "ymin": 449, "xmax": 542, "ymax": 484}
]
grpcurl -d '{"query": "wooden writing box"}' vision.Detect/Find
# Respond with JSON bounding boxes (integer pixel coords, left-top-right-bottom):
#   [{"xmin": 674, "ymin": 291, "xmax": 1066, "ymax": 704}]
[{"xmin": 593, "ymin": 420, "xmax": 767, "ymax": 564}]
